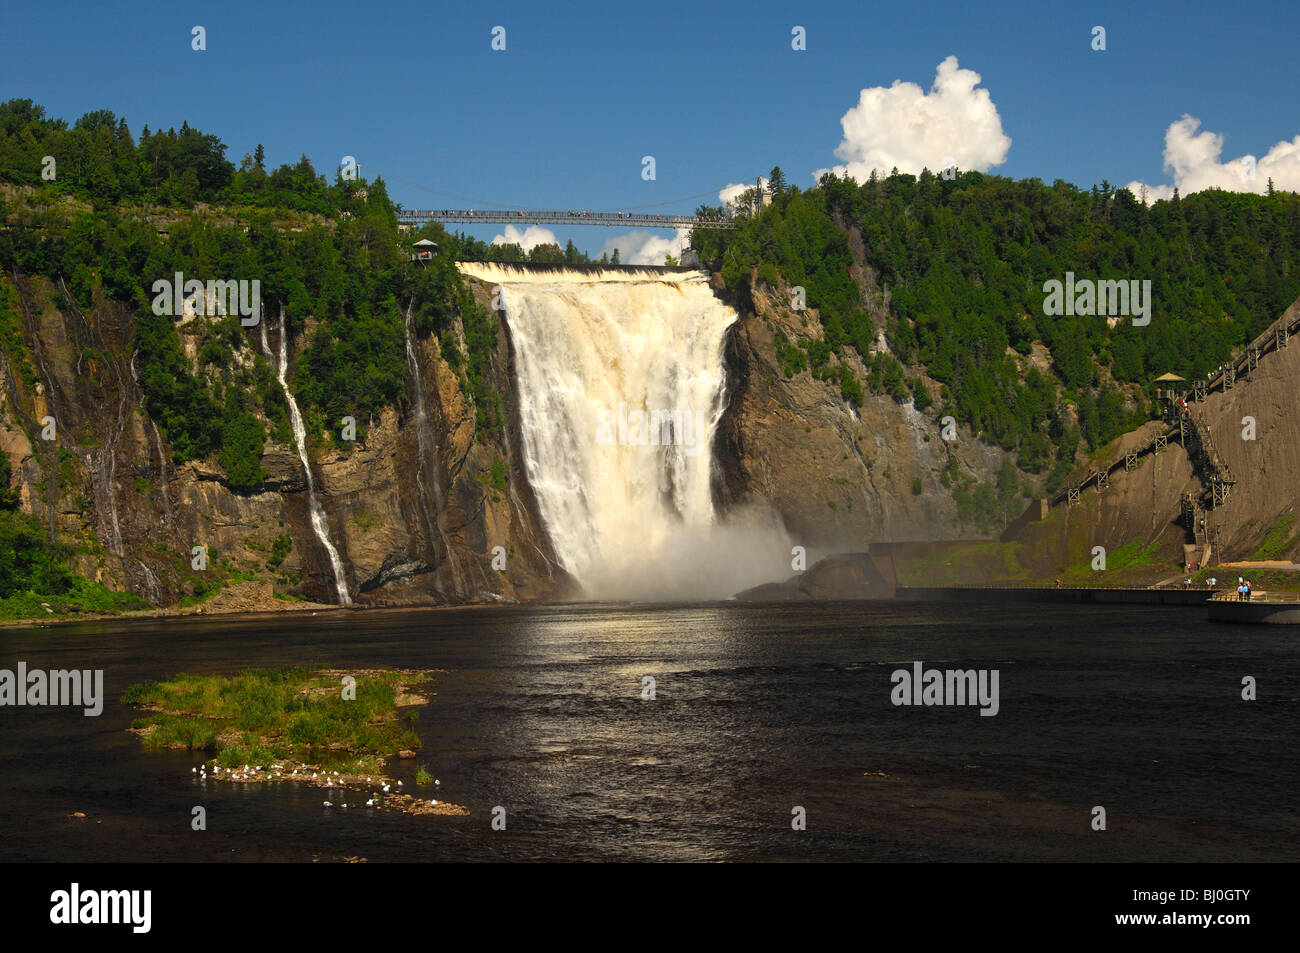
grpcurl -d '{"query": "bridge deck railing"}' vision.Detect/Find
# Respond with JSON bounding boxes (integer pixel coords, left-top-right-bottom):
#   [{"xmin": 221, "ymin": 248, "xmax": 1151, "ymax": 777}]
[{"xmin": 395, "ymin": 210, "xmax": 736, "ymax": 230}]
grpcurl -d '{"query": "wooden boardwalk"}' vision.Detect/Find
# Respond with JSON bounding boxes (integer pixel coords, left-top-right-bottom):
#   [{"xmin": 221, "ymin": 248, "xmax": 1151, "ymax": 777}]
[{"xmin": 1048, "ymin": 301, "xmax": 1300, "ymax": 514}]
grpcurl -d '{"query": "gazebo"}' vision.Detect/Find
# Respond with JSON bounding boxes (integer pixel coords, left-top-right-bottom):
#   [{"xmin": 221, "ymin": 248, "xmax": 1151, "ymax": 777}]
[
  {"xmin": 410, "ymin": 238, "xmax": 437, "ymax": 264},
  {"xmin": 1153, "ymin": 372, "xmax": 1186, "ymax": 405}
]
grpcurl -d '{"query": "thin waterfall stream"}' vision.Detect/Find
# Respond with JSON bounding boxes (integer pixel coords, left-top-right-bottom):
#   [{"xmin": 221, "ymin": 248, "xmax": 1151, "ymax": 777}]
[{"xmin": 261, "ymin": 312, "xmax": 351, "ymax": 605}]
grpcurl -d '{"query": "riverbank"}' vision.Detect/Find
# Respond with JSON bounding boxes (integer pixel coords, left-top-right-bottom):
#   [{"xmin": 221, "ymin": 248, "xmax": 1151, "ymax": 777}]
[
  {"xmin": 1, "ymin": 582, "xmax": 1233, "ymax": 631},
  {"xmin": 6, "ymin": 571, "xmax": 1291, "ymax": 632},
  {"xmin": 3, "ymin": 578, "xmax": 530, "ymax": 630},
  {"xmin": 894, "ymin": 585, "xmax": 1216, "ymax": 606},
  {"xmin": 0, "ymin": 580, "xmax": 342, "ymax": 630}
]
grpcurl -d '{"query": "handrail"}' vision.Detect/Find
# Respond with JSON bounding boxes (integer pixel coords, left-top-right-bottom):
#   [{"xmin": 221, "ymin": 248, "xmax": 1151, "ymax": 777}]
[{"xmin": 395, "ymin": 209, "xmax": 736, "ymax": 230}]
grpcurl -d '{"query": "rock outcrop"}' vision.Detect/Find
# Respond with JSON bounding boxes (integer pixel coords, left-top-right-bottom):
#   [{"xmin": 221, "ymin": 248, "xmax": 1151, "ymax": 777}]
[
  {"xmin": 712, "ymin": 277, "xmax": 1013, "ymax": 553},
  {"xmin": 734, "ymin": 552, "xmax": 895, "ymax": 601}
]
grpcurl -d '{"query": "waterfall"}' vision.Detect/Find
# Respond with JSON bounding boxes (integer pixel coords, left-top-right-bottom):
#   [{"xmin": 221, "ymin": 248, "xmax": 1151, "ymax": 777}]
[
  {"xmin": 139, "ymin": 562, "xmax": 162, "ymax": 604},
  {"xmin": 261, "ymin": 313, "xmax": 351, "ymax": 605},
  {"xmin": 55, "ymin": 277, "xmax": 126, "ymax": 557},
  {"xmin": 102, "ymin": 446, "xmax": 124, "ymax": 556},
  {"xmin": 131, "ymin": 350, "xmax": 175, "ymax": 523},
  {"xmin": 457, "ymin": 263, "xmax": 790, "ymax": 600},
  {"xmin": 149, "ymin": 419, "xmax": 173, "ymax": 520}
]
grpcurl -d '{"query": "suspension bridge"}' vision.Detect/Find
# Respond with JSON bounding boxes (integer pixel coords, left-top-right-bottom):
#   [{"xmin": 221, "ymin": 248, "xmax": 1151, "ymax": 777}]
[{"xmin": 395, "ymin": 209, "xmax": 736, "ymax": 229}]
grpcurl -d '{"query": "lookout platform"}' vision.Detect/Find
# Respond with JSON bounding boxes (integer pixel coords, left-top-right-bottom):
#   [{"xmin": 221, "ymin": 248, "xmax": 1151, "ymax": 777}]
[{"xmin": 1208, "ymin": 591, "xmax": 1300, "ymax": 624}]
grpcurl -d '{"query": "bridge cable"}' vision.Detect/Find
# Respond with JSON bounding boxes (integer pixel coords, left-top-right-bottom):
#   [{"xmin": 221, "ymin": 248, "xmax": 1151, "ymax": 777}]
[{"xmin": 369, "ymin": 167, "xmax": 763, "ymax": 214}]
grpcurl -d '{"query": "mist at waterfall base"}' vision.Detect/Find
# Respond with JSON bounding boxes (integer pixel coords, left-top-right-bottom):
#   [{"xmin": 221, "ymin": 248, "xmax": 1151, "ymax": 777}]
[
  {"xmin": 460, "ymin": 263, "xmax": 793, "ymax": 601},
  {"xmin": 582, "ymin": 503, "xmax": 793, "ymax": 601}
]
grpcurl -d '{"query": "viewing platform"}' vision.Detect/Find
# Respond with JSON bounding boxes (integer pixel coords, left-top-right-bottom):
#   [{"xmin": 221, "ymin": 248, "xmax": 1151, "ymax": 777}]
[{"xmin": 1208, "ymin": 591, "xmax": 1300, "ymax": 624}]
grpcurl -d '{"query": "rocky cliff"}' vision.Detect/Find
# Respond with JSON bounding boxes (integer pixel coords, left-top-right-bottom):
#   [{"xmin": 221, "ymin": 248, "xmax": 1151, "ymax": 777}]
[
  {"xmin": 0, "ymin": 272, "xmax": 569, "ymax": 609},
  {"xmin": 1000, "ymin": 296, "xmax": 1300, "ymax": 582},
  {"xmin": 712, "ymin": 274, "xmax": 1015, "ymax": 556}
]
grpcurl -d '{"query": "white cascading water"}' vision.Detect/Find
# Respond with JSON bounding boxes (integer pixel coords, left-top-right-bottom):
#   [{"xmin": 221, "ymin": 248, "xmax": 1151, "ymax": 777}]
[
  {"xmin": 261, "ymin": 313, "xmax": 351, "ymax": 605},
  {"xmin": 458, "ymin": 263, "xmax": 791, "ymax": 600}
]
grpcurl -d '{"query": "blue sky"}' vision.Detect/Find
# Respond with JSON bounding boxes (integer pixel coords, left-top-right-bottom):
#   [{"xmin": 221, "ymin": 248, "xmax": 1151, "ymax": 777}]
[{"xmin": 4, "ymin": 0, "xmax": 1298, "ymax": 258}]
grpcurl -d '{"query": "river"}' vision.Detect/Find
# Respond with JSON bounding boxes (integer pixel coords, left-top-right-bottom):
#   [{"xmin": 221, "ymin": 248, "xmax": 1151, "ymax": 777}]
[{"xmin": 1, "ymin": 601, "xmax": 1295, "ymax": 862}]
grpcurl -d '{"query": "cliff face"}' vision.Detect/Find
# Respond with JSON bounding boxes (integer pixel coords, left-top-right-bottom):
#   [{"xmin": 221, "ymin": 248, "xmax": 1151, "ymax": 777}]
[
  {"xmin": 0, "ymin": 273, "xmax": 569, "ymax": 608},
  {"xmin": 711, "ymin": 260, "xmax": 1300, "ymax": 581},
  {"xmin": 712, "ymin": 275, "xmax": 1013, "ymax": 553},
  {"xmin": 1018, "ymin": 296, "xmax": 1300, "ymax": 574}
]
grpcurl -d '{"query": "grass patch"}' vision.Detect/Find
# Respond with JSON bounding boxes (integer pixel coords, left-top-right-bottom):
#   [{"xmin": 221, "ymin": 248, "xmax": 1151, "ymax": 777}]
[
  {"xmin": 267, "ymin": 532, "xmax": 292, "ymax": 570},
  {"xmin": 1105, "ymin": 536, "xmax": 1164, "ymax": 572},
  {"xmin": 0, "ymin": 576, "xmax": 148, "ymax": 622},
  {"xmin": 895, "ymin": 541, "xmax": 1032, "ymax": 587},
  {"xmin": 1249, "ymin": 513, "xmax": 1300, "ymax": 561},
  {"xmin": 123, "ymin": 667, "xmax": 431, "ymax": 767},
  {"xmin": 1200, "ymin": 568, "xmax": 1300, "ymax": 592},
  {"xmin": 475, "ymin": 456, "xmax": 508, "ymax": 495},
  {"xmin": 177, "ymin": 582, "xmax": 222, "ymax": 610},
  {"xmin": 351, "ymin": 511, "xmax": 380, "ymax": 532},
  {"xmin": 1058, "ymin": 536, "xmax": 1164, "ymax": 585}
]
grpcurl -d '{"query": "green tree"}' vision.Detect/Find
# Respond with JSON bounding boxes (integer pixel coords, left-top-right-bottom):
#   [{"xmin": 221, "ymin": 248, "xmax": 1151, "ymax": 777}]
[
  {"xmin": 768, "ymin": 165, "xmax": 787, "ymax": 198},
  {"xmin": 0, "ymin": 452, "xmax": 19, "ymax": 510}
]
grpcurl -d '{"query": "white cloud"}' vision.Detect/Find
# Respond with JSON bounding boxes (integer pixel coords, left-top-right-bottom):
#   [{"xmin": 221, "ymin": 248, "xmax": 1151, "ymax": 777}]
[
  {"xmin": 1126, "ymin": 115, "xmax": 1300, "ymax": 204},
  {"xmin": 599, "ymin": 228, "xmax": 692, "ymax": 265},
  {"xmin": 491, "ymin": 224, "xmax": 559, "ymax": 251},
  {"xmin": 1122, "ymin": 181, "xmax": 1176, "ymax": 205},
  {"xmin": 813, "ymin": 55, "xmax": 1011, "ymax": 183},
  {"xmin": 718, "ymin": 178, "xmax": 767, "ymax": 207}
]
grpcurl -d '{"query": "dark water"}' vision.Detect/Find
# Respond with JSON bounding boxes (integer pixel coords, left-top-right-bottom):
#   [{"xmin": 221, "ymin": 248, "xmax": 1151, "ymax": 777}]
[{"xmin": 0, "ymin": 601, "xmax": 1296, "ymax": 862}]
